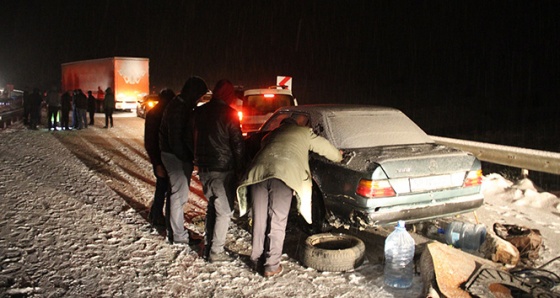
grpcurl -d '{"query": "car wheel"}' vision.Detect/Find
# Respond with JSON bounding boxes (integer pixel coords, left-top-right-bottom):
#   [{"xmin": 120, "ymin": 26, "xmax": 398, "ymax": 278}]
[
  {"xmin": 300, "ymin": 233, "xmax": 366, "ymax": 272},
  {"xmin": 299, "ymin": 184, "xmax": 332, "ymax": 235}
]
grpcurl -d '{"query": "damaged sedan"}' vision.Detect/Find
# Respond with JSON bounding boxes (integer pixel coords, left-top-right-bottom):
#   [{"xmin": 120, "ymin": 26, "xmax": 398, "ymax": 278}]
[{"xmin": 245, "ymin": 105, "xmax": 484, "ymax": 233}]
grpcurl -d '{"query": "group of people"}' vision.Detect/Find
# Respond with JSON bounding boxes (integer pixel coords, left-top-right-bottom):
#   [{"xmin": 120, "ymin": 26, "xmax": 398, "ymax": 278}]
[
  {"xmin": 23, "ymin": 86, "xmax": 116, "ymax": 130},
  {"xmin": 144, "ymin": 76, "xmax": 342, "ymax": 277}
]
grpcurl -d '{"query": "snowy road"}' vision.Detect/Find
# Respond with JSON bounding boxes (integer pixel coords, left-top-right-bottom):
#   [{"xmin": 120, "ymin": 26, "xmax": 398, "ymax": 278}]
[
  {"xmin": 0, "ymin": 114, "xmax": 425, "ymax": 297},
  {"xmin": 2, "ymin": 112, "xmax": 559, "ymax": 297}
]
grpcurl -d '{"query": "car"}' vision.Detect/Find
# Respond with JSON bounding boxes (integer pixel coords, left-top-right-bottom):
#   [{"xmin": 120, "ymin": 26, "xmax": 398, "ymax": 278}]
[
  {"xmin": 233, "ymin": 86, "xmax": 297, "ymax": 135},
  {"xmin": 245, "ymin": 104, "xmax": 484, "ymax": 233},
  {"xmin": 136, "ymin": 93, "xmax": 160, "ymax": 118}
]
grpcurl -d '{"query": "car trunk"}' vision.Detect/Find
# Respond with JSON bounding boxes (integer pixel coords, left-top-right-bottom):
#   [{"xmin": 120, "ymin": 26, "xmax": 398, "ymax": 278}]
[{"xmin": 346, "ymin": 143, "xmax": 476, "ymax": 178}]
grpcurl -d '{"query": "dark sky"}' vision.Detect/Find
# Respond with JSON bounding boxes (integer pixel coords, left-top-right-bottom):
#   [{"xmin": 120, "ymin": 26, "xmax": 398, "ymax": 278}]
[{"xmin": 1, "ymin": 1, "xmax": 559, "ymax": 143}]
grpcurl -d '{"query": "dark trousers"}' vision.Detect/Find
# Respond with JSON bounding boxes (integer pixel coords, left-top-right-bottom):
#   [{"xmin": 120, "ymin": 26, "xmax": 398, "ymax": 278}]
[
  {"xmin": 150, "ymin": 169, "xmax": 169, "ymax": 219},
  {"xmin": 60, "ymin": 109, "xmax": 70, "ymax": 129},
  {"xmin": 29, "ymin": 106, "xmax": 41, "ymax": 129},
  {"xmin": 88, "ymin": 110, "xmax": 95, "ymax": 125},
  {"xmin": 250, "ymin": 178, "xmax": 293, "ymax": 272},
  {"xmin": 104, "ymin": 108, "xmax": 114, "ymax": 127}
]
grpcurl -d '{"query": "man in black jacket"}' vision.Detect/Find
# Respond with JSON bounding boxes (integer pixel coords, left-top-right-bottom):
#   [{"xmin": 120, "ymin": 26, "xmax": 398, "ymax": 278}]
[
  {"xmin": 159, "ymin": 77, "xmax": 208, "ymax": 245},
  {"xmin": 193, "ymin": 79, "xmax": 245, "ymax": 262}
]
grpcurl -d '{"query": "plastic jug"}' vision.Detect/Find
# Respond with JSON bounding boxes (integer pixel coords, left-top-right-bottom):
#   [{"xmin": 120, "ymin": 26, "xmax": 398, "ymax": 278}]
[
  {"xmin": 384, "ymin": 220, "xmax": 415, "ymax": 288},
  {"xmin": 444, "ymin": 221, "xmax": 487, "ymax": 253}
]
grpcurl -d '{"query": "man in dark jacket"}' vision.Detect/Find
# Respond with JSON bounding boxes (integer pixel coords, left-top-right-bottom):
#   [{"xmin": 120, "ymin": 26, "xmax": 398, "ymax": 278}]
[
  {"xmin": 193, "ymin": 79, "xmax": 245, "ymax": 262},
  {"xmin": 159, "ymin": 77, "xmax": 208, "ymax": 244},
  {"xmin": 145, "ymin": 89, "xmax": 175, "ymax": 227},
  {"xmin": 103, "ymin": 87, "xmax": 115, "ymax": 128}
]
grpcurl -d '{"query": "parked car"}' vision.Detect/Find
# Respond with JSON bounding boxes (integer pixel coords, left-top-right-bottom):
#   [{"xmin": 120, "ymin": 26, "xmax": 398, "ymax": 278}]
[
  {"xmin": 136, "ymin": 94, "xmax": 160, "ymax": 118},
  {"xmin": 245, "ymin": 105, "xmax": 484, "ymax": 233},
  {"xmin": 233, "ymin": 86, "xmax": 297, "ymax": 135}
]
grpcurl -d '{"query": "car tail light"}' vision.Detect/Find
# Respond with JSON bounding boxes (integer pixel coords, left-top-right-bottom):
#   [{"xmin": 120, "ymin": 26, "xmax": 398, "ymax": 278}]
[
  {"xmin": 356, "ymin": 179, "xmax": 396, "ymax": 198},
  {"xmin": 264, "ymin": 94, "xmax": 275, "ymax": 98},
  {"xmin": 463, "ymin": 170, "xmax": 482, "ymax": 187},
  {"xmin": 238, "ymin": 111, "xmax": 243, "ymax": 122}
]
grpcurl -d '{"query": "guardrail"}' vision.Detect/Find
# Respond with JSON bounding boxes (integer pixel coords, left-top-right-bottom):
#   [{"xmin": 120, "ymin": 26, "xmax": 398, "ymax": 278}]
[
  {"xmin": 431, "ymin": 136, "xmax": 560, "ymax": 175},
  {"xmin": 0, "ymin": 108, "xmax": 23, "ymax": 129}
]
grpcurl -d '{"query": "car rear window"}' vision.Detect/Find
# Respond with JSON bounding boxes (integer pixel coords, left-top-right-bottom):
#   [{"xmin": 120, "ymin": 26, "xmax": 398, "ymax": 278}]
[
  {"xmin": 325, "ymin": 111, "xmax": 434, "ymax": 148},
  {"xmin": 243, "ymin": 94, "xmax": 293, "ymax": 116}
]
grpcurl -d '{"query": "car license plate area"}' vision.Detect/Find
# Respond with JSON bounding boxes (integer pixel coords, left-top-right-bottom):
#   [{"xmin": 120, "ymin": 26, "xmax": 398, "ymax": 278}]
[{"xmin": 410, "ymin": 175, "xmax": 453, "ymax": 191}]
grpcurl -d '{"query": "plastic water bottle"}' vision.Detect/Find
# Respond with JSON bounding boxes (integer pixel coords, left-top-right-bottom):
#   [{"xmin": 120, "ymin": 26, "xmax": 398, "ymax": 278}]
[
  {"xmin": 384, "ymin": 220, "xmax": 415, "ymax": 288},
  {"xmin": 444, "ymin": 221, "xmax": 487, "ymax": 253}
]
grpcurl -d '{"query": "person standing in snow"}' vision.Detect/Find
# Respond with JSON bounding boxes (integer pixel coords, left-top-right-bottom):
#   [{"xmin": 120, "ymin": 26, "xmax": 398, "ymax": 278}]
[
  {"xmin": 236, "ymin": 117, "xmax": 343, "ymax": 277},
  {"xmin": 193, "ymin": 79, "xmax": 246, "ymax": 263},
  {"xmin": 159, "ymin": 77, "xmax": 208, "ymax": 245},
  {"xmin": 103, "ymin": 87, "xmax": 115, "ymax": 128},
  {"xmin": 144, "ymin": 88, "xmax": 175, "ymax": 227}
]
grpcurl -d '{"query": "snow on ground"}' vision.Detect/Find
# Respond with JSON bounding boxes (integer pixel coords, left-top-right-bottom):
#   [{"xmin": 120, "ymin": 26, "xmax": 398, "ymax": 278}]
[{"xmin": 1, "ymin": 115, "xmax": 559, "ymax": 297}]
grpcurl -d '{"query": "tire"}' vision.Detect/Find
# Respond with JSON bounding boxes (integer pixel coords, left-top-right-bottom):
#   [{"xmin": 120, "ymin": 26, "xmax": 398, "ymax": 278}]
[
  {"xmin": 299, "ymin": 184, "xmax": 333, "ymax": 235},
  {"xmin": 300, "ymin": 233, "xmax": 366, "ymax": 272}
]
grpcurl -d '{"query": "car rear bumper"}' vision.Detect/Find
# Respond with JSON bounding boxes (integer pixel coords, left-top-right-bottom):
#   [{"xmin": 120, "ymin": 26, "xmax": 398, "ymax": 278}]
[{"xmin": 346, "ymin": 193, "xmax": 484, "ymax": 228}]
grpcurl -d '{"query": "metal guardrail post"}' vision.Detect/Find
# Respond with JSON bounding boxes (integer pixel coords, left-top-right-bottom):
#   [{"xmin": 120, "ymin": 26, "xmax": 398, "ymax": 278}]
[{"xmin": 431, "ymin": 136, "xmax": 560, "ymax": 176}]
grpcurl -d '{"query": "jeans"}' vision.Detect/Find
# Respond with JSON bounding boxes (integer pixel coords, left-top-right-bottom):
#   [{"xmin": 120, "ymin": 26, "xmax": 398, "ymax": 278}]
[
  {"xmin": 161, "ymin": 152, "xmax": 193, "ymax": 242},
  {"xmin": 78, "ymin": 108, "xmax": 87, "ymax": 129},
  {"xmin": 199, "ymin": 170, "xmax": 235, "ymax": 255}
]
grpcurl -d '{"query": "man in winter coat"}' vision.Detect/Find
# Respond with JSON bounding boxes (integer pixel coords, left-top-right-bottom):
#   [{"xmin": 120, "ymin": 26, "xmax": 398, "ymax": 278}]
[
  {"xmin": 103, "ymin": 87, "xmax": 115, "ymax": 128},
  {"xmin": 236, "ymin": 117, "xmax": 343, "ymax": 277},
  {"xmin": 193, "ymin": 79, "xmax": 245, "ymax": 263},
  {"xmin": 159, "ymin": 77, "xmax": 208, "ymax": 245},
  {"xmin": 144, "ymin": 88, "xmax": 175, "ymax": 227},
  {"xmin": 45, "ymin": 86, "xmax": 61, "ymax": 131}
]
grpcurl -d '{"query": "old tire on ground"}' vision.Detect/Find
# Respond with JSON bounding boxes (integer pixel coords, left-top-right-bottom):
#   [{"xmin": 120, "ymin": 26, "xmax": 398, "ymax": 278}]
[{"xmin": 300, "ymin": 233, "xmax": 366, "ymax": 272}]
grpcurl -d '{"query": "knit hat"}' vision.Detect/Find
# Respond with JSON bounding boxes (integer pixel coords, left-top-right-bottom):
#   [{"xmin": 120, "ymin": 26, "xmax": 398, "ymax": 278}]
[
  {"xmin": 181, "ymin": 76, "xmax": 208, "ymax": 101},
  {"xmin": 212, "ymin": 79, "xmax": 235, "ymax": 103}
]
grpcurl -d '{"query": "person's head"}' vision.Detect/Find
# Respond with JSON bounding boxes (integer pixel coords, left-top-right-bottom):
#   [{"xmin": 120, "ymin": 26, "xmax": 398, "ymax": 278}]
[
  {"xmin": 88, "ymin": 90, "xmax": 92, "ymax": 95},
  {"xmin": 105, "ymin": 87, "xmax": 112, "ymax": 93},
  {"xmin": 159, "ymin": 88, "xmax": 175, "ymax": 105},
  {"xmin": 180, "ymin": 76, "xmax": 208, "ymax": 101},
  {"xmin": 212, "ymin": 79, "xmax": 236, "ymax": 104}
]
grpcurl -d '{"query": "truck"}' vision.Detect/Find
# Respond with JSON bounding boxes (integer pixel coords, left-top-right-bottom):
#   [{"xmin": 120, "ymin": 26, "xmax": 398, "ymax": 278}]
[{"xmin": 61, "ymin": 57, "xmax": 149, "ymax": 111}]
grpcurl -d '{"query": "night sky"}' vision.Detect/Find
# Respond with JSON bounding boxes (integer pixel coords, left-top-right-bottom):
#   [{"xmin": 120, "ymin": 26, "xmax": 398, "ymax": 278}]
[{"xmin": 1, "ymin": 1, "xmax": 559, "ymax": 147}]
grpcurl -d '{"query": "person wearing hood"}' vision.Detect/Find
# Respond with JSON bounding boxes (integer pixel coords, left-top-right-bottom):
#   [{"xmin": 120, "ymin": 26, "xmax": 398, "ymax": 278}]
[
  {"xmin": 236, "ymin": 117, "xmax": 343, "ymax": 277},
  {"xmin": 159, "ymin": 77, "xmax": 208, "ymax": 245},
  {"xmin": 144, "ymin": 88, "xmax": 175, "ymax": 227},
  {"xmin": 193, "ymin": 79, "xmax": 245, "ymax": 263}
]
